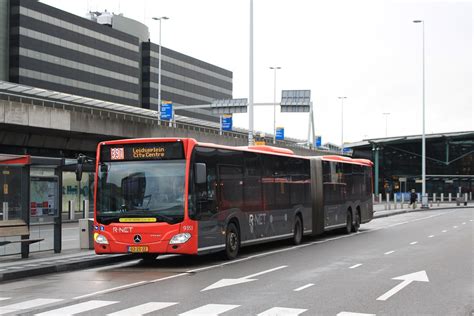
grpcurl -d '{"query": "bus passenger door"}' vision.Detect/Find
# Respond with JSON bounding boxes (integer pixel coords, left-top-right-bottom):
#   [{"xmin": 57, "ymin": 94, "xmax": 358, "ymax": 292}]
[{"xmin": 195, "ymin": 165, "xmax": 223, "ymax": 249}]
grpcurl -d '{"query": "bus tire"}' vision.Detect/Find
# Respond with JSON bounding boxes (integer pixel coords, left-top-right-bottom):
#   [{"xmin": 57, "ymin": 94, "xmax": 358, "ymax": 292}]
[
  {"xmin": 224, "ymin": 222, "xmax": 240, "ymax": 260},
  {"xmin": 292, "ymin": 215, "xmax": 303, "ymax": 245},
  {"xmin": 344, "ymin": 211, "xmax": 352, "ymax": 234},
  {"xmin": 352, "ymin": 210, "xmax": 361, "ymax": 232}
]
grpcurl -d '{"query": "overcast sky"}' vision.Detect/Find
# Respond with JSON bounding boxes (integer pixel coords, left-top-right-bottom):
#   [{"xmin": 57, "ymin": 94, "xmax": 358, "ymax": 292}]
[{"xmin": 41, "ymin": 0, "xmax": 473, "ymax": 145}]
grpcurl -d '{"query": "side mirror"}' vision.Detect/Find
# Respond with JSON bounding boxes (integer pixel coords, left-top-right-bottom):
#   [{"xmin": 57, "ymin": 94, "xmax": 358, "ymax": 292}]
[
  {"xmin": 194, "ymin": 163, "xmax": 207, "ymax": 184},
  {"xmin": 75, "ymin": 156, "xmax": 85, "ymax": 182}
]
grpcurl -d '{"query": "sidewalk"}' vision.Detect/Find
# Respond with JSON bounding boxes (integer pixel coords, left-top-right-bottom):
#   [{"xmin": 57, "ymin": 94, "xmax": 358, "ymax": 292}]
[
  {"xmin": 372, "ymin": 201, "xmax": 471, "ymax": 218},
  {"xmin": 1, "ymin": 203, "xmax": 471, "ymax": 283}
]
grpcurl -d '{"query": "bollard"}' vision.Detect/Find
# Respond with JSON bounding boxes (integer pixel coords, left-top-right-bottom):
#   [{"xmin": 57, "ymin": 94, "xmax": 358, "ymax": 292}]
[
  {"xmin": 457, "ymin": 193, "xmax": 460, "ymax": 199},
  {"xmin": 433, "ymin": 193, "xmax": 437, "ymax": 207},
  {"xmin": 386, "ymin": 193, "xmax": 391, "ymax": 210},
  {"xmin": 470, "ymin": 192, "xmax": 472, "ymax": 201},
  {"xmin": 440, "ymin": 193, "xmax": 444, "ymax": 203},
  {"xmin": 372, "ymin": 194, "xmax": 375, "ymax": 204},
  {"xmin": 68, "ymin": 200, "xmax": 75, "ymax": 220},
  {"xmin": 2, "ymin": 202, "xmax": 8, "ymax": 221},
  {"xmin": 378, "ymin": 194, "xmax": 382, "ymax": 203},
  {"xmin": 464, "ymin": 193, "xmax": 468, "ymax": 206},
  {"xmin": 448, "ymin": 193, "xmax": 452, "ymax": 202}
]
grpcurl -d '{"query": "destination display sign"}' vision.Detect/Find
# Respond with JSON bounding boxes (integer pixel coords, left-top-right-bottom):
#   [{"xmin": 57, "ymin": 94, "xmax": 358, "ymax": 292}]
[{"xmin": 100, "ymin": 142, "xmax": 184, "ymax": 162}]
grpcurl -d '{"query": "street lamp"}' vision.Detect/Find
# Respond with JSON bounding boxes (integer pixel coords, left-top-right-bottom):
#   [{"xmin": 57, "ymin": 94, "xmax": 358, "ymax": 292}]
[
  {"xmin": 382, "ymin": 112, "xmax": 390, "ymax": 137},
  {"xmin": 338, "ymin": 96, "xmax": 347, "ymax": 153},
  {"xmin": 413, "ymin": 19, "xmax": 428, "ymax": 208},
  {"xmin": 269, "ymin": 66, "xmax": 281, "ymax": 144},
  {"xmin": 152, "ymin": 16, "xmax": 169, "ymax": 120}
]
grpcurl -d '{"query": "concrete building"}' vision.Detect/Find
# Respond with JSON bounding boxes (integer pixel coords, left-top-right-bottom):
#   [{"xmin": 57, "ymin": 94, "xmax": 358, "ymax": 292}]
[{"xmin": 0, "ymin": 0, "xmax": 232, "ymax": 120}]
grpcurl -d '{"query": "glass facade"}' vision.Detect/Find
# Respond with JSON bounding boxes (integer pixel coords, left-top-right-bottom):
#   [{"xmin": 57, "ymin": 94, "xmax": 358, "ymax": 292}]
[{"xmin": 352, "ymin": 132, "xmax": 474, "ymax": 196}]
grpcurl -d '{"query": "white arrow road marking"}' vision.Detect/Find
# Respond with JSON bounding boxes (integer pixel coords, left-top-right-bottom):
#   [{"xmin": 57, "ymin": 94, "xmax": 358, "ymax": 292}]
[
  {"xmin": 376, "ymin": 270, "xmax": 429, "ymax": 301},
  {"xmin": 201, "ymin": 265, "xmax": 287, "ymax": 291},
  {"xmin": 337, "ymin": 312, "xmax": 376, "ymax": 316},
  {"xmin": 179, "ymin": 304, "xmax": 240, "ymax": 316},
  {"xmin": 257, "ymin": 307, "xmax": 307, "ymax": 316}
]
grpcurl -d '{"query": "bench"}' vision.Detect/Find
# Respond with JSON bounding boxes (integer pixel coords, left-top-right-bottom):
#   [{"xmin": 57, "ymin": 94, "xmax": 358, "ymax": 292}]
[{"xmin": 0, "ymin": 219, "xmax": 44, "ymax": 248}]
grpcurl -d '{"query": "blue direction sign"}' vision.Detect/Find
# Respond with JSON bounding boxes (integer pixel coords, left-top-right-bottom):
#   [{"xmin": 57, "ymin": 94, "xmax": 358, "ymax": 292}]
[
  {"xmin": 276, "ymin": 127, "xmax": 284, "ymax": 140},
  {"xmin": 160, "ymin": 101, "xmax": 173, "ymax": 121},
  {"xmin": 315, "ymin": 136, "xmax": 322, "ymax": 148},
  {"xmin": 222, "ymin": 114, "xmax": 233, "ymax": 131}
]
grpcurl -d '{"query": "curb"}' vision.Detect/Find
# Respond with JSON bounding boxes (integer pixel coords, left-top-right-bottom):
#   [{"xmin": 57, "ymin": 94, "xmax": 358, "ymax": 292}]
[
  {"xmin": 373, "ymin": 205, "xmax": 473, "ymax": 219},
  {"xmin": 0, "ymin": 254, "xmax": 134, "ymax": 283}
]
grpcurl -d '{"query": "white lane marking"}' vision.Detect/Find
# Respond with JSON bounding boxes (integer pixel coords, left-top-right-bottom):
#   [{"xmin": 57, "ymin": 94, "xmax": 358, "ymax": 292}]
[
  {"xmin": 376, "ymin": 270, "xmax": 429, "ymax": 301},
  {"xmin": 462, "ymin": 222, "xmax": 466, "ymax": 225},
  {"xmin": 0, "ymin": 299, "xmax": 63, "ymax": 315},
  {"xmin": 107, "ymin": 302, "xmax": 178, "ymax": 316},
  {"xmin": 151, "ymin": 272, "xmax": 190, "ymax": 283},
  {"xmin": 0, "ymin": 297, "xmax": 11, "ymax": 301},
  {"xmin": 201, "ymin": 266, "xmax": 287, "ymax": 291},
  {"xmin": 179, "ymin": 304, "xmax": 240, "ymax": 316},
  {"xmin": 257, "ymin": 307, "xmax": 307, "ymax": 316},
  {"xmin": 245, "ymin": 265, "xmax": 288, "ymax": 279},
  {"xmin": 337, "ymin": 312, "xmax": 376, "ymax": 316},
  {"xmin": 442, "ymin": 230, "xmax": 447, "ymax": 233},
  {"xmin": 349, "ymin": 264, "xmax": 363, "ymax": 269},
  {"xmin": 36, "ymin": 300, "xmax": 118, "ymax": 316},
  {"xmin": 410, "ymin": 241, "xmax": 418, "ymax": 245},
  {"xmin": 428, "ymin": 235, "xmax": 435, "ymax": 238},
  {"xmin": 293, "ymin": 283, "xmax": 314, "ymax": 291},
  {"xmin": 470, "ymin": 219, "xmax": 473, "ymax": 222},
  {"xmin": 73, "ymin": 281, "xmax": 147, "ymax": 300},
  {"xmin": 453, "ymin": 226, "xmax": 458, "ymax": 229},
  {"xmin": 384, "ymin": 251, "xmax": 395, "ymax": 255}
]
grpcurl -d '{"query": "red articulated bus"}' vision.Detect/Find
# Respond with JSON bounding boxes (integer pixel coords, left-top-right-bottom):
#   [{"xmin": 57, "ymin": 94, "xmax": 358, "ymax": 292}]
[{"xmin": 89, "ymin": 138, "xmax": 373, "ymax": 260}]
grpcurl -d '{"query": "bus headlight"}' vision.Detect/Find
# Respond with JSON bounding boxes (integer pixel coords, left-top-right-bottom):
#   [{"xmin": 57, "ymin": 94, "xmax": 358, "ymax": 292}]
[
  {"xmin": 94, "ymin": 233, "xmax": 109, "ymax": 245},
  {"xmin": 169, "ymin": 233, "xmax": 191, "ymax": 244}
]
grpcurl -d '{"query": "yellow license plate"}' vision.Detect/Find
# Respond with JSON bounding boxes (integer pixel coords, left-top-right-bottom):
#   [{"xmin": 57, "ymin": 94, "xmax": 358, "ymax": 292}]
[{"xmin": 128, "ymin": 246, "xmax": 149, "ymax": 253}]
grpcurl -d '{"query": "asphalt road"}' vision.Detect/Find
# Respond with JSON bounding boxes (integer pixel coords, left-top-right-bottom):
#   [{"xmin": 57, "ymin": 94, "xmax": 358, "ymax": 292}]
[{"xmin": 0, "ymin": 207, "xmax": 472, "ymax": 315}]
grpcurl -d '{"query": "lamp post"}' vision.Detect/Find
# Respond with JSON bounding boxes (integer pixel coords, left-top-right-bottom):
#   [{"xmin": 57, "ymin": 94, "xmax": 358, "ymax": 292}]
[
  {"xmin": 152, "ymin": 16, "xmax": 169, "ymax": 120},
  {"xmin": 382, "ymin": 112, "xmax": 390, "ymax": 137},
  {"xmin": 338, "ymin": 96, "xmax": 347, "ymax": 153},
  {"xmin": 413, "ymin": 19, "xmax": 427, "ymax": 208},
  {"xmin": 270, "ymin": 66, "xmax": 281, "ymax": 144},
  {"xmin": 248, "ymin": 0, "xmax": 254, "ymax": 145}
]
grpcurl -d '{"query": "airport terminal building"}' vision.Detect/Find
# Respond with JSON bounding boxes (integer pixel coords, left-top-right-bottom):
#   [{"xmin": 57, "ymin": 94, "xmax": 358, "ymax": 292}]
[{"xmin": 349, "ymin": 131, "xmax": 473, "ymax": 196}]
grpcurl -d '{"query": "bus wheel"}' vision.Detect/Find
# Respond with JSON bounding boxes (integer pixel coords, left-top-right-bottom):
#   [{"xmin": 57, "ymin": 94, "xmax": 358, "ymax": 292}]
[
  {"xmin": 292, "ymin": 215, "xmax": 303, "ymax": 245},
  {"xmin": 140, "ymin": 254, "xmax": 158, "ymax": 263},
  {"xmin": 344, "ymin": 211, "xmax": 352, "ymax": 234},
  {"xmin": 352, "ymin": 211, "xmax": 361, "ymax": 232},
  {"xmin": 224, "ymin": 222, "xmax": 240, "ymax": 260}
]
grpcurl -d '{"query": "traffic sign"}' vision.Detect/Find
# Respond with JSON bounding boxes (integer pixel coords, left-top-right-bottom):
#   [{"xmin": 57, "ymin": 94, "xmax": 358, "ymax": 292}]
[
  {"xmin": 160, "ymin": 101, "xmax": 173, "ymax": 121},
  {"xmin": 315, "ymin": 136, "xmax": 322, "ymax": 147},
  {"xmin": 222, "ymin": 114, "xmax": 233, "ymax": 131},
  {"xmin": 276, "ymin": 127, "xmax": 284, "ymax": 140}
]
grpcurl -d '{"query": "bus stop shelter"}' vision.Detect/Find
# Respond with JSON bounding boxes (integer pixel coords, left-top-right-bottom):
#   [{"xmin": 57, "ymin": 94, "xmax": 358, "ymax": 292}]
[{"xmin": 0, "ymin": 154, "xmax": 63, "ymax": 258}]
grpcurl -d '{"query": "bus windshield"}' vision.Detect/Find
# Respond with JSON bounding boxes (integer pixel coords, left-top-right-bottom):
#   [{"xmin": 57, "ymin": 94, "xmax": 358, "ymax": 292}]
[{"xmin": 96, "ymin": 160, "xmax": 186, "ymax": 224}]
